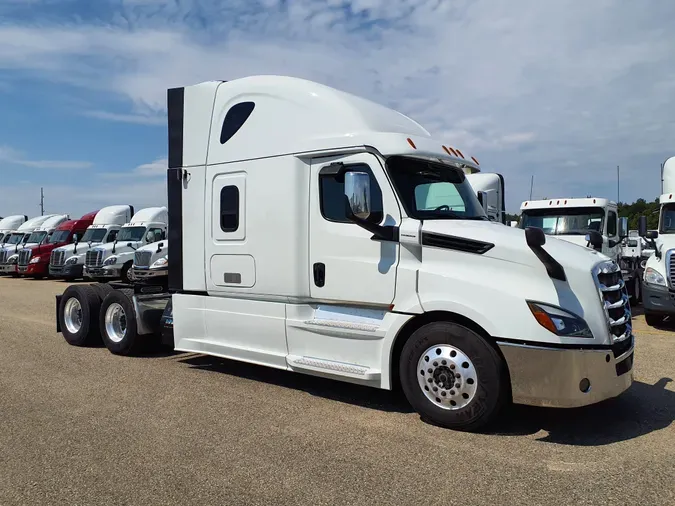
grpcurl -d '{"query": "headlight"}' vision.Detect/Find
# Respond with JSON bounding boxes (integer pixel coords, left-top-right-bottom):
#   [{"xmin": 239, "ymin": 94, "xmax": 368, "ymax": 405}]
[
  {"xmin": 644, "ymin": 267, "xmax": 666, "ymax": 287},
  {"xmin": 65, "ymin": 256, "xmax": 78, "ymax": 265},
  {"xmin": 103, "ymin": 256, "xmax": 117, "ymax": 266},
  {"xmin": 30, "ymin": 257, "xmax": 40, "ymax": 264},
  {"xmin": 527, "ymin": 301, "xmax": 593, "ymax": 338},
  {"xmin": 7, "ymin": 255, "xmax": 18, "ymax": 264},
  {"xmin": 151, "ymin": 257, "xmax": 168, "ymax": 269}
]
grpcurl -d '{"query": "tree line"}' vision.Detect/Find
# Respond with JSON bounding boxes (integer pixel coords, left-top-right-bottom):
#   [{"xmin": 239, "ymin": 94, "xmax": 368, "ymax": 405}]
[{"xmin": 505, "ymin": 198, "xmax": 662, "ymax": 230}]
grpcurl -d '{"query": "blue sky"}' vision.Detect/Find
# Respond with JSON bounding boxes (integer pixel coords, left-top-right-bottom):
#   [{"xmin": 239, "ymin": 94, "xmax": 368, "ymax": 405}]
[{"xmin": 1, "ymin": 0, "xmax": 675, "ymax": 218}]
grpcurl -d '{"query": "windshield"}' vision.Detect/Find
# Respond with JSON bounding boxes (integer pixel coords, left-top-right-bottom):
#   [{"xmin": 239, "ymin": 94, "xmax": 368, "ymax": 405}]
[
  {"xmin": 80, "ymin": 228, "xmax": 107, "ymax": 243},
  {"xmin": 519, "ymin": 207, "xmax": 604, "ymax": 235},
  {"xmin": 0, "ymin": 233, "xmax": 4, "ymax": 243},
  {"xmin": 660, "ymin": 203, "xmax": 675, "ymax": 234},
  {"xmin": 117, "ymin": 226, "xmax": 146, "ymax": 242},
  {"xmin": 26, "ymin": 231, "xmax": 48, "ymax": 244},
  {"xmin": 48, "ymin": 230, "xmax": 71, "ymax": 244},
  {"xmin": 386, "ymin": 156, "xmax": 487, "ymax": 220}
]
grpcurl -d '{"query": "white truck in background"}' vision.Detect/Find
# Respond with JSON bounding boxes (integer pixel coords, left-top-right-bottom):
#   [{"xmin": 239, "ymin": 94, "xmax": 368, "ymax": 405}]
[
  {"xmin": 55, "ymin": 75, "xmax": 635, "ymax": 432},
  {"xmin": 50, "ymin": 205, "xmax": 134, "ymax": 281},
  {"xmin": 639, "ymin": 155, "xmax": 675, "ymax": 326},
  {"xmin": 0, "ymin": 214, "xmax": 69, "ymax": 275},
  {"xmin": 131, "ymin": 239, "xmax": 169, "ymax": 286},
  {"xmin": 518, "ymin": 197, "xmax": 643, "ymax": 303},
  {"xmin": 83, "ymin": 207, "xmax": 168, "ymax": 283},
  {"xmin": 0, "ymin": 215, "xmax": 28, "ymax": 245}
]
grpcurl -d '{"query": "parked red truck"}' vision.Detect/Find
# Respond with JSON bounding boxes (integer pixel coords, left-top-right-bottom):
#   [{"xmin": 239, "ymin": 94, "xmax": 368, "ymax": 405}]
[{"xmin": 18, "ymin": 211, "xmax": 98, "ymax": 279}]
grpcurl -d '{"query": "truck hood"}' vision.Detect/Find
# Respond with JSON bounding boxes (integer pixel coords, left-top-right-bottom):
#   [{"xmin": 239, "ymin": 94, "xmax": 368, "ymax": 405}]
[
  {"xmin": 92, "ymin": 241, "xmax": 143, "ymax": 257},
  {"xmin": 57, "ymin": 241, "xmax": 103, "ymax": 256},
  {"xmin": 423, "ymin": 220, "xmax": 609, "ymax": 275}
]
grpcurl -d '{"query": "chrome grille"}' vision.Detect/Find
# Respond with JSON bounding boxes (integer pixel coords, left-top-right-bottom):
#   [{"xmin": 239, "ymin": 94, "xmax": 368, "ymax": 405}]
[
  {"xmin": 667, "ymin": 249, "xmax": 675, "ymax": 287},
  {"xmin": 18, "ymin": 248, "xmax": 32, "ymax": 266},
  {"xmin": 134, "ymin": 251, "xmax": 153, "ymax": 268},
  {"xmin": 85, "ymin": 249, "xmax": 103, "ymax": 267},
  {"xmin": 51, "ymin": 250, "xmax": 66, "ymax": 267},
  {"xmin": 593, "ymin": 261, "xmax": 631, "ymax": 343},
  {"xmin": 0, "ymin": 249, "xmax": 7, "ymax": 264}
]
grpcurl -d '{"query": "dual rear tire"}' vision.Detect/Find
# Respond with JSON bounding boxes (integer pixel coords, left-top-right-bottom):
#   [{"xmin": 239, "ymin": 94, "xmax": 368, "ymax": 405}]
[{"xmin": 58, "ymin": 284, "xmax": 142, "ymax": 355}]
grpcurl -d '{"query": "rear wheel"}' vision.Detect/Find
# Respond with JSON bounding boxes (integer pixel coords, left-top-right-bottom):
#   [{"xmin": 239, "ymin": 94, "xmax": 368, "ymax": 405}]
[
  {"xmin": 399, "ymin": 321, "xmax": 509, "ymax": 432},
  {"xmin": 58, "ymin": 285, "xmax": 101, "ymax": 346},
  {"xmin": 91, "ymin": 282, "xmax": 115, "ymax": 301},
  {"xmin": 99, "ymin": 289, "xmax": 141, "ymax": 355}
]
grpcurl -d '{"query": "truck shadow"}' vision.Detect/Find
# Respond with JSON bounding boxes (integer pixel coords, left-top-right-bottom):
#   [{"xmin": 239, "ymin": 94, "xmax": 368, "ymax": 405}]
[{"xmin": 177, "ymin": 354, "xmax": 674, "ymax": 441}]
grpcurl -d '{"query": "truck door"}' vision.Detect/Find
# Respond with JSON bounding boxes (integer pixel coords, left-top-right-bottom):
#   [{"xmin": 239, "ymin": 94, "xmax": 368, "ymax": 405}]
[{"xmin": 309, "ymin": 152, "xmax": 401, "ymax": 306}]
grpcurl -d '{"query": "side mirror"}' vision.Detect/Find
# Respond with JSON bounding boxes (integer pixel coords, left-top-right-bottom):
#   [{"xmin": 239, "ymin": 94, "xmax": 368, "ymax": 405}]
[
  {"xmin": 477, "ymin": 191, "xmax": 489, "ymax": 213},
  {"xmin": 638, "ymin": 216, "xmax": 648, "ymax": 237},
  {"xmin": 157, "ymin": 242, "xmax": 164, "ymax": 253},
  {"xmin": 344, "ymin": 171, "xmax": 371, "ymax": 221},
  {"xmin": 525, "ymin": 227, "xmax": 546, "ymax": 248},
  {"xmin": 618, "ymin": 217, "xmax": 628, "ymax": 239},
  {"xmin": 646, "ymin": 230, "xmax": 659, "ymax": 240},
  {"xmin": 585, "ymin": 230, "xmax": 603, "ymax": 250},
  {"xmin": 73, "ymin": 234, "xmax": 79, "ymax": 244},
  {"xmin": 127, "ymin": 242, "xmax": 132, "ymax": 248}
]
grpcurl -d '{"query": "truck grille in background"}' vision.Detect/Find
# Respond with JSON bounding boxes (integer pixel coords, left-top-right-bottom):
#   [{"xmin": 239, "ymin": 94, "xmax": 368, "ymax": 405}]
[
  {"xmin": 667, "ymin": 249, "xmax": 675, "ymax": 287},
  {"xmin": 134, "ymin": 251, "xmax": 153, "ymax": 268},
  {"xmin": 0, "ymin": 250, "xmax": 7, "ymax": 264},
  {"xmin": 18, "ymin": 248, "xmax": 32, "ymax": 266},
  {"xmin": 51, "ymin": 250, "xmax": 66, "ymax": 267},
  {"xmin": 593, "ymin": 261, "xmax": 631, "ymax": 343},
  {"xmin": 85, "ymin": 250, "xmax": 103, "ymax": 267}
]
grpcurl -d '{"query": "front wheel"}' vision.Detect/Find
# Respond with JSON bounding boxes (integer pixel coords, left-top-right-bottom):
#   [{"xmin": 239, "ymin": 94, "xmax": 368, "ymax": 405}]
[{"xmin": 399, "ymin": 321, "xmax": 509, "ymax": 432}]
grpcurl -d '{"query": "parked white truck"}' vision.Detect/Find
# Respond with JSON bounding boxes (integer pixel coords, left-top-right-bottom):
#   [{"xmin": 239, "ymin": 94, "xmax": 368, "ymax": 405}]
[
  {"xmin": 518, "ymin": 197, "xmax": 643, "ymax": 303},
  {"xmin": 50, "ymin": 205, "xmax": 134, "ymax": 281},
  {"xmin": 130, "ymin": 239, "xmax": 169, "ymax": 285},
  {"xmin": 83, "ymin": 207, "xmax": 168, "ymax": 283},
  {"xmin": 0, "ymin": 214, "xmax": 69, "ymax": 275},
  {"xmin": 0, "ymin": 215, "xmax": 28, "ymax": 245},
  {"xmin": 55, "ymin": 76, "xmax": 635, "ymax": 432},
  {"xmin": 639, "ymin": 155, "xmax": 675, "ymax": 326}
]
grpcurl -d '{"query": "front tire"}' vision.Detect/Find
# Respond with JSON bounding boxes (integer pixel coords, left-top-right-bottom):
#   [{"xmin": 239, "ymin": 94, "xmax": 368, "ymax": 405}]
[
  {"xmin": 99, "ymin": 289, "xmax": 141, "ymax": 355},
  {"xmin": 645, "ymin": 311, "xmax": 662, "ymax": 327},
  {"xmin": 399, "ymin": 321, "xmax": 509, "ymax": 432},
  {"xmin": 58, "ymin": 285, "xmax": 101, "ymax": 346}
]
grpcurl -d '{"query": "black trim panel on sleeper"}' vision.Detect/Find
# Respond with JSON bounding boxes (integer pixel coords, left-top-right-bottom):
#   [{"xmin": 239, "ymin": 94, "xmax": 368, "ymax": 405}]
[{"xmin": 167, "ymin": 87, "xmax": 184, "ymax": 292}]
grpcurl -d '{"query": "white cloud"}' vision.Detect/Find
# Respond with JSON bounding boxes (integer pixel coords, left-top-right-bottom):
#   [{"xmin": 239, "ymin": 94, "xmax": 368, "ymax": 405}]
[
  {"xmin": 0, "ymin": 145, "xmax": 92, "ymax": 170},
  {"xmin": 0, "ymin": 0, "xmax": 674, "ymax": 210},
  {"xmin": 100, "ymin": 157, "xmax": 167, "ymax": 179}
]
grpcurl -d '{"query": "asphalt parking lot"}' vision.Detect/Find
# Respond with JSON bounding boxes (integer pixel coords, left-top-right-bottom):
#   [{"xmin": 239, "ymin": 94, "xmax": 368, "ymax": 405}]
[{"xmin": 0, "ymin": 277, "xmax": 673, "ymax": 506}]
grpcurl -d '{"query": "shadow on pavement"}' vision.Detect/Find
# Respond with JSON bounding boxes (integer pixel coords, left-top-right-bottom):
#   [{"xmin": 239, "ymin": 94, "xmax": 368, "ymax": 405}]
[{"xmin": 177, "ymin": 355, "xmax": 674, "ymax": 438}]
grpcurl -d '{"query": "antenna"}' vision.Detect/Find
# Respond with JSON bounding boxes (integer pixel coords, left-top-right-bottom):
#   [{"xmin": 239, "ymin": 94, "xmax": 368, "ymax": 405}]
[
  {"xmin": 39, "ymin": 187, "xmax": 44, "ymax": 216},
  {"xmin": 529, "ymin": 175, "xmax": 534, "ymax": 200}
]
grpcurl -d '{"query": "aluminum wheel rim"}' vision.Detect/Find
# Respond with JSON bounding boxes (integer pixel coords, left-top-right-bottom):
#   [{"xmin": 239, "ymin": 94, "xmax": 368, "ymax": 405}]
[
  {"xmin": 417, "ymin": 344, "xmax": 478, "ymax": 410},
  {"xmin": 105, "ymin": 302, "xmax": 127, "ymax": 343},
  {"xmin": 63, "ymin": 297, "xmax": 83, "ymax": 334}
]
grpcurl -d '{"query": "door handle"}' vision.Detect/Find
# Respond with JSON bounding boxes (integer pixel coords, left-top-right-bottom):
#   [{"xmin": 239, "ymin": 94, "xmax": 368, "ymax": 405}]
[{"xmin": 313, "ymin": 263, "xmax": 325, "ymax": 287}]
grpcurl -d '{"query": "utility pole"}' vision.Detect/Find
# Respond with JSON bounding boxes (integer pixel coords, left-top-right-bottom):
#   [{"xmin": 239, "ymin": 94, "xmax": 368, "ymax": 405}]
[
  {"xmin": 617, "ymin": 165, "xmax": 620, "ymax": 203},
  {"xmin": 39, "ymin": 187, "xmax": 44, "ymax": 216},
  {"xmin": 529, "ymin": 175, "xmax": 534, "ymax": 200}
]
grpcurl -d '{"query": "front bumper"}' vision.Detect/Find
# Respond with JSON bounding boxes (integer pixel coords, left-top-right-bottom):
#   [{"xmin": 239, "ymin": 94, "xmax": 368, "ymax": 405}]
[
  {"xmin": 19, "ymin": 262, "xmax": 48, "ymax": 276},
  {"xmin": 0, "ymin": 263, "xmax": 18, "ymax": 275},
  {"xmin": 50, "ymin": 263, "xmax": 84, "ymax": 279},
  {"xmin": 132, "ymin": 267, "xmax": 168, "ymax": 280},
  {"xmin": 498, "ymin": 337, "xmax": 634, "ymax": 408},
  {"xmin": 84, "ymin": 266, "xmax": 121, "ymax": 279},
  {"xmin": 642, "ymin": 282, "xmax": 675, "ymax": 316}
]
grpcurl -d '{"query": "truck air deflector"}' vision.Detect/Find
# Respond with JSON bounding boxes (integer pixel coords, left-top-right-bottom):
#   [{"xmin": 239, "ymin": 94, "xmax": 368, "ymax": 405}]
[
  {"xmin": 524, "ymin": 227, "xmax": 566, "ymax": 282},
  {"xmin": 420, "ymin": 232, "xmax": 494, "ymax": 254}
]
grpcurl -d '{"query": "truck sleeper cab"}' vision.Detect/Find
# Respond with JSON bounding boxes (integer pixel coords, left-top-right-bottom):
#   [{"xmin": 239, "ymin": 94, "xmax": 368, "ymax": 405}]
[
  {"xmin": 50, "ymin": 205, "xmax": 134, "ymax": 281},
  {"xmin": 0, "ymin": 215, "xmax": 28, "ymax": 248},
  {"xmin": 0, "ymin": 214, "xmax": 67, "ymax": 276},
  {"xmin": 56, "ymin": 76, "xmax": 634, "ymax": 432}
]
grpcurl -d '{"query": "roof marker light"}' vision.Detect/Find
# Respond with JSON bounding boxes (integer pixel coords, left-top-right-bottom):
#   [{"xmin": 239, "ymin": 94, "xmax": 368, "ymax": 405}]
[
  {"xmin": 442, "ymin": 145, "xmax": 451, "ymax": 155},
  {"xmin": 564, "ymin": 200, "xmax": 567, "ymax": 204},
  {"xmin": 455, "ymin": 148, "xmax": 465, "ymax": 158},
  {"xmin": 593, "ymin": 199, "xmax": 596, "ymax": 203},
  {"xmin": 557, "ymin": 200, "xmax": 560, "ymax": 205},
  {"xmin": 407, "ymin": 138, "xmax": 417, "ymax": 149},
  {"xmin": 448, "ymin": 146, "xmax": 458, "ymax": 157},
  {"xmin": 471, "ymin": 156, "xmax": 480, "ymax": 165}
]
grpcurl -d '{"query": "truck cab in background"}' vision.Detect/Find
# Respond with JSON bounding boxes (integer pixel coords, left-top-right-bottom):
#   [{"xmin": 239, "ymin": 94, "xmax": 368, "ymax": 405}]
[
  {"xmin": 130, "ymin": 239, "xmax": 169, "ymax": 286},
  {"xmin": 18, "ymin": 211, "xmax": 98, "ymax": 279},
  {"xmin": 83, "ymin": 207, "xmax": 167, "ymax": 283},
  {"xmin": 0, "ymin": 215, "xmax": 28, "ymax": 247},
  {"xmin": 0, "ymin": 214, "xmax": 69, "ymax": 276},
  {"xmin": 50, "ymin": 205, "xmax": 134, "ymax": 281},
  {"xmin": 640, "ymin": 155, "xmax": 675, "ymax": 326},
  {"xmin": 518, "ymin": 198, "xmax": 644, "ymax": 303}
]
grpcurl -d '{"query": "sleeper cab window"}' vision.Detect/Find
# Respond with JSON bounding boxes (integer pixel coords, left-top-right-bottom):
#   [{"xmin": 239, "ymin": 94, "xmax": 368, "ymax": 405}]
[
  {"xmin": 220, "ymin": 102, "xmax": 255, "ymax": 144},
  {"xmin": 319, "ymin": 164, "xmax": 383, "ymax": 224},
  {"xmin": 220, "ymin": 185, "xmax": 240, "ymax": 232}
]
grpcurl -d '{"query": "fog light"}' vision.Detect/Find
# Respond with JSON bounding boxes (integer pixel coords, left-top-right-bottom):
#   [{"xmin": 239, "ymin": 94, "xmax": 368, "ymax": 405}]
[{"xmin": 579, "ymin": 378, "xmax": 591, "ymax": 393}]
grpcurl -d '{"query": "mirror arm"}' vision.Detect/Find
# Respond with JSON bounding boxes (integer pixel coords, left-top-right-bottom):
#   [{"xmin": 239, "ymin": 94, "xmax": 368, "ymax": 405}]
[{"xmin": 344, "ymin": 197, "xmax": 398, "ymax": 241}]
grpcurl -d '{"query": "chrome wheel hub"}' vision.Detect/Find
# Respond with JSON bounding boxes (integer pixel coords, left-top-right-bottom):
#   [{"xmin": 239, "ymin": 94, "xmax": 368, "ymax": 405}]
[
  {"xmin": 63, "ymin": 297, "xmax": 83, "ymax": 334},
  {"xmin": 105, "ymin": 302, "xmax": 127, "ymax": 343},
  {"xmin": 417, "ymin": 344, "xmax": 478, "ymax": 410}
]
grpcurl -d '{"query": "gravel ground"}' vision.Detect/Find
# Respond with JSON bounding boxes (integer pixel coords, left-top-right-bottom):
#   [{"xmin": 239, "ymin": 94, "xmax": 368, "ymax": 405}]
[{"xmin": 0, "ymin": 277, "xmax": 673, "ymax": 506}]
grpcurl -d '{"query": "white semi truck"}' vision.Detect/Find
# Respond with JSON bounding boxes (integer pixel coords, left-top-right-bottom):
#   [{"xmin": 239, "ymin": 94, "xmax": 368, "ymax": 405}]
[
  {"xmin": 0, "ymin": 215, "xmax": 28, "ymax": 245},
  {"xmin": 130, "ymin": 239, "xmax": 169, "ymax": 285},
  {"xmin": 83, "ymin": 207, "xmax": 168, "ymax": 283},
  {"xmin": 50, "ymin": 205, "xmax": 134, "ymax": 281},
  {"xmin": 518, "ymin": 197, "xmax": 644, "ymax": 303},
  {"xmin": 640, "ymin": 155, "xmax": 675, "ymax": 326},
  {"xmin": 55, "ymin": 75, "xmax": 635, "ymax": 432},
  {"xmin": 0, "ymin": 214, "xmax": 69, "ymax": 275}
]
